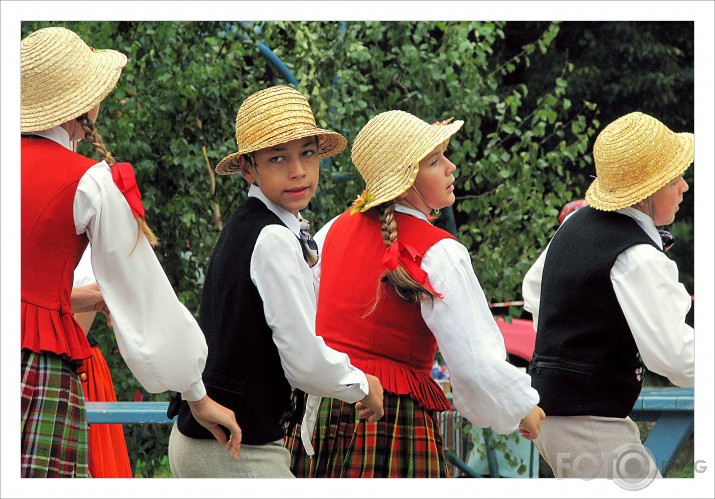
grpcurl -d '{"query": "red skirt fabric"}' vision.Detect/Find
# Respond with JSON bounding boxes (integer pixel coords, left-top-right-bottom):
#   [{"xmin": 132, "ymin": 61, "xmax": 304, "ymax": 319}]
[
  {"xmin": 21, "ymin": 350, "xmax": 88, "ymax": 477},
  {"xmin": 81, "ymin": 346, "xmax": 133, "ymax": 478},
  {"xmin": 287, "ymin": 391, "xmax": 450, "ymax": 478}
]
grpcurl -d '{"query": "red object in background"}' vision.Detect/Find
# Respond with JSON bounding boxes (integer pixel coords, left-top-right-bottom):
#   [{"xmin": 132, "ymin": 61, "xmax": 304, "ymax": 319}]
[
  {"xmin": 82, "ymin": 347, "xmax": 133, "ymax": 478},
  {"xmin": 494, "ymin": 317, "xmax": 536, "ymax": 362},
  {"xmin": 558, "ymin": 199, "xmax": 588, "ymax": 225}
]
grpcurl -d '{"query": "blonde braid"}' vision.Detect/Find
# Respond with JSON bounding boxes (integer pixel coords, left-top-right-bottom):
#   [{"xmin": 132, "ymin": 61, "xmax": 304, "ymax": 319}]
[
  {"xmin": 378, "ymin": 202, "xmax": 437, "ymax": 304},
  {"xmin": 77, "ymin": 114, "xmax": 158, "ymax": 248}
]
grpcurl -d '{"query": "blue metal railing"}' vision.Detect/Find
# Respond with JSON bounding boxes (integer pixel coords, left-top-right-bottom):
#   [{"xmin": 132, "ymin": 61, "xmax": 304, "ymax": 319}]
[{"xmin": 86, "ymin": 387, "xmax": 693, "ymax": 477}]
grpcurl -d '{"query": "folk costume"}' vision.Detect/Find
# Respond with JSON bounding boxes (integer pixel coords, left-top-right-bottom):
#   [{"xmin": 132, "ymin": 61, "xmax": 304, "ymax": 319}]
[
  {"xmin": 523, "ymin": 112, "xmax": 694, "ymax": 479},
  {"xmin": 21, "ymin": 27, "xmax": 211, "ymax": 477},
  {"xmin": 288, "ymin": 110, "xmax": 539, "ymax": 478},
  {"xmin": 168, "ymin": 86, "xmax": 372, "ymax": 478}
]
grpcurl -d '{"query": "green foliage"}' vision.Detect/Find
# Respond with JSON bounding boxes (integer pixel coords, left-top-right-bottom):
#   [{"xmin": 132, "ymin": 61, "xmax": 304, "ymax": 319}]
[
  {"xmin": 501, "ymin": 21, "xmax": 695, "ymax": 302},
  {"xmin": 21, "ymin": 20, "xmax": 693, "ymax": 474}
]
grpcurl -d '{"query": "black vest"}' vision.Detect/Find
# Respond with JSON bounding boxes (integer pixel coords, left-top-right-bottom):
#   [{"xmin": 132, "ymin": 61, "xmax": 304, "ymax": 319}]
[
  {"xmin": 176, "ymin": 197, "xmax": 294, "ymax": 444},
  {"xmin": 528, "ymin": 207, "xmax": 659, "ymax": 417}
]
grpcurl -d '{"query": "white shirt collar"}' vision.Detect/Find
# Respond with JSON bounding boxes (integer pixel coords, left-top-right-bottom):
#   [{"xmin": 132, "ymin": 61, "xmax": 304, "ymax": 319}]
[
  {"xmin": 394, "ymin": 203, "xmax": 429, "ymax": 222},
  {"xmin": 247, "ymin": 183, "xmax": 302, "ymax": 236},
  {"xmin": 617, "ymin": 206, "xmax": 663, "ymax": 249},
  {"xmin": 26, "ymin": 126, "xmax": 73, "ymax": 151}
]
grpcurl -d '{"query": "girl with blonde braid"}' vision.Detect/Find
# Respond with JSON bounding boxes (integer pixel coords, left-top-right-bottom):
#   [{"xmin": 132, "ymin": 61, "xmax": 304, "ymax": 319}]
[
  {"xmin": 20, "ymin": 26, "xmax": 241, "ymax": 477},
  {"xmin": 288, "ymin": 110, "xmax": 544, "ymax": 478}
]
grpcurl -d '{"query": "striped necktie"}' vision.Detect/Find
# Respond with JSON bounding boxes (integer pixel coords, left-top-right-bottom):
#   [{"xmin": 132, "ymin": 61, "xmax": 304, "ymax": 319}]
[{"xmin": 299, "ymin": 218, "xmax": 319, "ymax": 267}]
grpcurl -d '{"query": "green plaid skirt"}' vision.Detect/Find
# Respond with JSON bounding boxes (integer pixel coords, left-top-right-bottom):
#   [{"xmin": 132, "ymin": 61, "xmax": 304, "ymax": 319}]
[
  {"xmin": 286, "ymin": 392, "xmax": 450, "ymax": 478},
  {"xmin": 21, "ymin": 350, "xmax": 89, "ymax": 477}
]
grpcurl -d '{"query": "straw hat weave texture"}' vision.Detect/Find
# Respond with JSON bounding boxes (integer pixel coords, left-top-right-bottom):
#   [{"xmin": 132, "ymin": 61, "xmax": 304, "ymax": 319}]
[
  {"xmin": 21, "ymin": 27, "xmax": 127, "ymax": 133},
  {"xmin": 585, "ymin": 112, "xmax": 694, "ymax": 211},
  {"xmin": 351, "ymin": 110, "xmax": 463, "ymax": 211},
  {"xmin": 216, "ymin": 86, "xmax": 346, "ymax": 175}
]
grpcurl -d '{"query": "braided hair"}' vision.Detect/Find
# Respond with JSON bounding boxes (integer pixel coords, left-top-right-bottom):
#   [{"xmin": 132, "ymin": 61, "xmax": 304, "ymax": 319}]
[
  {"xmin": 378, "ymin": 201, "xmax": 437, "ymax": 303},
  {"xmin": 77, "ymin": 113, "xmax": 158, "ymax": 248}
]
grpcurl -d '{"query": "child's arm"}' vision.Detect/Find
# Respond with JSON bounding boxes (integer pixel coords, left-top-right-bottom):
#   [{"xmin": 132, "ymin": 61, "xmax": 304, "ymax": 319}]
[
  {"xmin": 421, "ymin": 239, "xmax": 540, "ymax": 434},
  {"xmin": 252, "ymin": 225, "xmax": 374, "ymax": 405}
]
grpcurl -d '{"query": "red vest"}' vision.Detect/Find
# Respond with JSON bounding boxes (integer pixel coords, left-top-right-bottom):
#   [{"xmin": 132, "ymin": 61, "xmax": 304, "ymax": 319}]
[
  {"xmin": 21, "ymin": 137, "xmax": 95, "ymax": 366},
  {"xmin": 317, "ymin": 209, "xmax": 455, "ymax": 411}
]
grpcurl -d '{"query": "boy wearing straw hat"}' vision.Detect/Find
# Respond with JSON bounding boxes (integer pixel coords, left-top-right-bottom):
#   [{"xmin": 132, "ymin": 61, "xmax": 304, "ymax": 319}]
[
  {"xmin": 20, "ymin": 26, "xmax": 241, "ymax": 477},
  {"xmin": 288, "ymin": 110, "xmax": 544, "ymax": 478},
  {"xmin": 523, "ymin": 112, "xmax": 694, "ymax": 480},
  {"xmin": 168, "ymin": 86, "xmax": 384, "ymax": 478}
]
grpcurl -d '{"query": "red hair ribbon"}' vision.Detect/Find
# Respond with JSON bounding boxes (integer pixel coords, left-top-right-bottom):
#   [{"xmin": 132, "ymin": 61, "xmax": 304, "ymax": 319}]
[
  {"xmin": 381, "ymin": 240, "xmax": 442, "ymax": 297},
  {"xmin": 111, "ymin": 162, "xmax": 146, "ymax": 219}
]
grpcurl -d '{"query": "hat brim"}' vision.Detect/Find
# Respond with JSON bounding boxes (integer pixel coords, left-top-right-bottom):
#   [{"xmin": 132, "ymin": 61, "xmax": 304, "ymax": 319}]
[
  {"xmin": 215, "ymin": 127, "xmax": 347, "ymax": 175},
  {"xmin": 586, "ymin": 132, "xmax": 694, "ymax": 211},
  {"xmin": 22, "ymin": 49, "xmax": 127, "ymax": 133},
  {"xmin": 358, "ymin": 119, "xmax": 464, "ymax": 211}
]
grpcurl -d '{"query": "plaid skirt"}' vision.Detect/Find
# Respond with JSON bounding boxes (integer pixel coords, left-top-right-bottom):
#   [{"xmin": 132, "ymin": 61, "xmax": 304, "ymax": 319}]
[
  {"xmin": 21, "ymin": 350, "xmax": 89, "ymax": 477},
  {"xmin": 287, "ymin": 392, "xmax": 450, "ymax": 478}
]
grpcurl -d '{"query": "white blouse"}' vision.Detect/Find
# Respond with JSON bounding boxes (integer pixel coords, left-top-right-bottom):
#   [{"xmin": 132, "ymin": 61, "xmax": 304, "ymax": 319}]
[
  {"xmin": 37, "ymin": 126, "xmax": 208, "ymax": 401},
  {"xmin": 314, "ymin": 205, "xmax": 539, "ymax": 435},
  {"xmin": 246, "ymin": 185, "xmax": 369, "ymax": 402},
  {"xmin": 522, "ymin": 207, "xmax": 694, "ymax": 388}
]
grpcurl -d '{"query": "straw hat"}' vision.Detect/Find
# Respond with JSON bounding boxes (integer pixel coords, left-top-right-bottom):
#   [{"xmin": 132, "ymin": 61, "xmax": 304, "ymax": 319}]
[
  {"xmin": 216, "ymin": 86, "xmax": 347, "ymax": 175},
  {"xmin": 21, "ymin": 27, "xmax": 127, "ymax": 133},
  {"xmin": 350, "ymin": 110, "xmax": 463, "ymax": 212},
  {"xmin": 585, "ymin": 112, "xmax": 694, "ymax": 211}
]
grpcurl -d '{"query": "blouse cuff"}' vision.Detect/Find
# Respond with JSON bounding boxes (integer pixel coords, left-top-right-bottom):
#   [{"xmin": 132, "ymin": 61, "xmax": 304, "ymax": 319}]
[{"xmin": 181, "ymin": 379, "xmax": 207, "ymax": 402}]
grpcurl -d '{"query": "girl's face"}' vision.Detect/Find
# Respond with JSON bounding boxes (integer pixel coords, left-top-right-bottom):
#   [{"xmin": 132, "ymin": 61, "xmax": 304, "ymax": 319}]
[
  {"xmin": 399, "ymin": 143, "xmax": 457, "ymax": 216},
  {"xmin": 239, "ymin": 136, "xmax": 320, "ymax": 217},
  {"xmin": 637, "ymin": 175, "xmax": 689, "ymax": 226}
]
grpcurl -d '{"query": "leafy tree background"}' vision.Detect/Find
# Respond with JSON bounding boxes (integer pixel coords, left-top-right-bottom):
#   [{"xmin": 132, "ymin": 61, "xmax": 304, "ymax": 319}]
[{"xmin": 21, "ymin": 21, "xmax": 694, "ymax": 476}]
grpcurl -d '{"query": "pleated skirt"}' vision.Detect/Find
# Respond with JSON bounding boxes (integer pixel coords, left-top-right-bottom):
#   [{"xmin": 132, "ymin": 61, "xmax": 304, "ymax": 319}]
[
  {"xmin": 287, "ymin": 391, "xmax": 450, "ymax": 478},
  {"xmin": 21, "ymin": 350, "xmax": 88, "ymax": 477}
]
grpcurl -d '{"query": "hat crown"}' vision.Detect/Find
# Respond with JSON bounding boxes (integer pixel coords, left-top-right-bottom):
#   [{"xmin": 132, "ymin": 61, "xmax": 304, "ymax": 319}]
[
  {"xmin": 21, "ymin": 26, "xmax": 127, "ymax": 132},
  {"xmin": 215, "ymin": 86, "xmax": 347, "ymax": 175},
  {"xmin": 585, "ymin": 111, "xmax": 694, "ymax": 211},
  {"xmin": 22, "ymin": 28, "xmax": 92, "ymax": 107},
  {"xmin": 235, "ymin": 86, "xmax": 317, "ymax": 153},
  {"xmin": 593, "ymin": 112, "xmax": 681, "ymax": 191},
  {"xmin": 350, "ymin": 110, "xmax": 463, "ymax": 210}
]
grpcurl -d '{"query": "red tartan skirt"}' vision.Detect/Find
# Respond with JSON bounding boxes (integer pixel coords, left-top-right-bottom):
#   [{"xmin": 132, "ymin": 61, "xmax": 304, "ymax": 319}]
[
  {"xmin": 21, "ymin": 350, "xmax": 88, "ymax": 477},
  {"xmin": 287, "ymin": 391, "xmax": 450, "ymax": 478}
]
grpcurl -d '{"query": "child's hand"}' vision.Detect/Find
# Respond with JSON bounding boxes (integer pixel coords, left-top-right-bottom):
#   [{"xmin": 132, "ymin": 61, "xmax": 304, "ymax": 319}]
[
  {"xmin": 355, "ymin": 374, "xmax": 384, "ymax": 422},
  {"xmin": 518, "ymin": 405, "xmax": 546, "ymax": 440},
  {"xmin": 187, "ymin": 395, "xmax": 242, "ymax": 460}
]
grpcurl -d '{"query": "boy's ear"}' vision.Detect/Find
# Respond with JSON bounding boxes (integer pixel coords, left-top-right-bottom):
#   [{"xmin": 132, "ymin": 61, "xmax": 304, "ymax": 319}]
[{"xmin": 238, "ymin": 156, "xmax": 257, "ymax": 184}]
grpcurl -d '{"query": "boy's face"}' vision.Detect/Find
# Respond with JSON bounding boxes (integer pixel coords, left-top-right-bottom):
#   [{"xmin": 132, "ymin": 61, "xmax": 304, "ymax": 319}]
[
  {"xmin": 648, "ymin": 175, "xmax": 689, "ymax": 226},
  {"xmin": 240, "ymin": 136, "xmax": 320, "ymax": 217}
]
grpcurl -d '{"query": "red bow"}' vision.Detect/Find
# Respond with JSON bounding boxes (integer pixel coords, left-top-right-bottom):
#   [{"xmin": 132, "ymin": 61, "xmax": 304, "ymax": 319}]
[
  {"xmin": 111, "ymin": 162, "xmax": 146, "ymax": 219},
  {"xmin": 381, "ymin": 240, "xmax": 442, "ymax": 297}
]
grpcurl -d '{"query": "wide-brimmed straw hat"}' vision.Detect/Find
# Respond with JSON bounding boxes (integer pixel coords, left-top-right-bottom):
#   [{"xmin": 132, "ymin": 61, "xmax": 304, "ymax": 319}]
[
  {"xmin": 585, "ymin": 112, "xmax": 694, "ymax": 211},
  {"xmin": 21, "ymin": 27, "xmax": 127, "ymax": 133},
  {"xmin": 350, "ymin": 110, "xmax": 463, "ymax": 212},
  {"xmin": 216, "ymin": 86, "xmax": 347, "ymax": 175}
]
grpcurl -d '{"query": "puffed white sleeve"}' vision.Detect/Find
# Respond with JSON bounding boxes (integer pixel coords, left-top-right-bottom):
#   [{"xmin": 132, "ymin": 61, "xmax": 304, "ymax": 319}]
[
  {"xmin": 612, "ymin": 245, "xmax": 694, "ymax": 387},
  {"xmin": 73, "ymin": 162, "xmax": 208, "ymax": 401},
  {"xmin": 421, "ymin": 239, "xmax": 539, "ymax": 434},
  {"xmin": 73, "ymin": 246, "xmax": 96, "ymax": 287}
]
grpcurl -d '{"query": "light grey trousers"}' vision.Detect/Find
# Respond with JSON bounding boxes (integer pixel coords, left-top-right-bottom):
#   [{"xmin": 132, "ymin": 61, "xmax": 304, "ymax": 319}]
[
  {"xmin": 534, "ymin": 415, "xmax": 662, "ymax": 481},
  {"xmin": 168, "ymin": 422, "xmax": 295, "ymax": 478}
]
